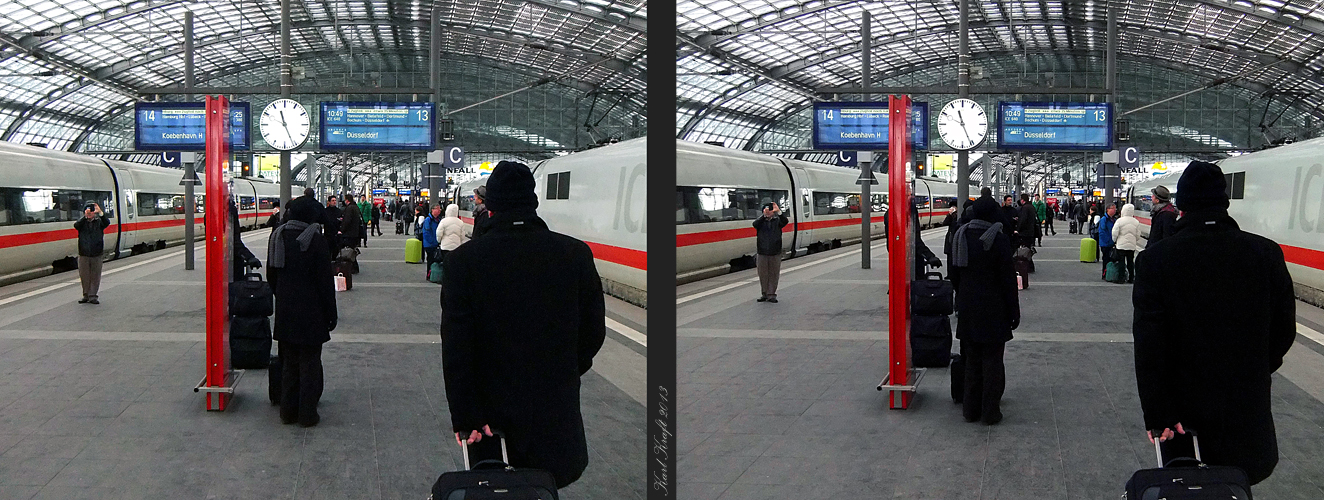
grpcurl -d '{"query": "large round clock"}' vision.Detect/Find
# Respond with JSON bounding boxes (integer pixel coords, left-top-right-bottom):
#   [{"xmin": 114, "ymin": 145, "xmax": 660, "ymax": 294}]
[
  {"xmin": 258, "ymin": 98, "xmax": 310, "ymax": 150},
  {"xmin": 936, "ymin": 98, "xmax": 988, "ymax": 151}
]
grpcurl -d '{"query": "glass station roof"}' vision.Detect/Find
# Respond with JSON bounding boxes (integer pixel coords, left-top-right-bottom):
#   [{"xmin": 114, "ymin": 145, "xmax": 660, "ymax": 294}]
[
  {"xmin": 0, "ymin": 0, "xmax": 646, "ymax": 171},
  {"xmin": 677, "ymin": 0, "xmax": 1324, "ymax": 170}
]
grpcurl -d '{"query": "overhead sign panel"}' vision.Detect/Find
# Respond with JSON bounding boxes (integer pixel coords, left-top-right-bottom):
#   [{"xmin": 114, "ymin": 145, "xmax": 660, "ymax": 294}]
[
  {"xmin": 812, "ymin": 100, "xmax": 928, "ymax": 150},
  {"xmin": 319, "ymin": 101, "xmax": 436, "ymax": 151},
  {"xmin": 135, "ymin": 102, "xmax": 250, "ymax": 151},
  {"xmin": 997, "ymin": 102, "xmax": 1112, "ymax": 151}
]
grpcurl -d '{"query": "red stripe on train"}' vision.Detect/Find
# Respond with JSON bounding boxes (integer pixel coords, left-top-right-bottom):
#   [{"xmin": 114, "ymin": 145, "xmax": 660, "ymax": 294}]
[
  {"xmin": 676, "ymin": 211, "xmax": 945, "ymax": 247},
  {"xmin": 0, "ymin": 211, "xmax": 275, "ymax": 250},
  {"xmin": 1281, "ymin": 244, "xmax": 1324, "ymax": 271},
  {"xmin": 584, "ymin": 241, "xmax": 647, "ymax": 271}
]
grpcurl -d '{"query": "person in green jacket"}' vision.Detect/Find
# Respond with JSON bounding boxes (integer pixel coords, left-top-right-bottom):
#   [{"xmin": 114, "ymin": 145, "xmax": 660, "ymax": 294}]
[
  {"xmin": 358, "ymin": 198, "xmax": 372, "ymax": 247},
  {"xmin": 1031, "ymin": 194, "xmax": 1049, "ymax": 244}
]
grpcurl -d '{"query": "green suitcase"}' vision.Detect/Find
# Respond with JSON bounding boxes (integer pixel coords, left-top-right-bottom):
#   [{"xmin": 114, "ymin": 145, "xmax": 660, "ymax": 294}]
[
  {"xmin": 406, "ymin": 238, "xmax": 423, "ymax": 263},
  {"xmin": 1079, "ymin": 238, "xmax": 1098, "ymax": 263}
]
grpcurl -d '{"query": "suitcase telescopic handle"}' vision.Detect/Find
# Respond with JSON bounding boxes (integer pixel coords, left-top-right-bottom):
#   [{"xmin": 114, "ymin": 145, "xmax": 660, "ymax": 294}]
[
  {"xmin": 460, "ymin": 433, "xmax": 509, "ymax": 470},
  {"xmin": 1150, "ymin": 428, "xmax": 1201, "ymax": 468}
]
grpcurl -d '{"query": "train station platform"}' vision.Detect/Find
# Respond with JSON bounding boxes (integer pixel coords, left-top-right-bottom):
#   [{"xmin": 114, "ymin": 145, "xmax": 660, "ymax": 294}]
[
  {"xmin": 677, "ymin": 227, "xmax": 1324, "ymax": 499},
  {"xmin": 0, "ymin": 229, "xmax": 645, "ymax": 499}
]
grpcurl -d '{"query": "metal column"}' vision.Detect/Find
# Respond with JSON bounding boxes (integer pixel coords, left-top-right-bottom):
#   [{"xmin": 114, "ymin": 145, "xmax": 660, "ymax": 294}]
[
  {"xmin": 859, "ymin": 11, "xmax": 872, "ymax": 269},
  {"xmin": 1015, "ymin": 153, "xmax": 1023, "ymax": 197},
  {"xmin": 429, "ymin": 7, "xmax": 442, "ymax": 208},
  {"xmin": 278, "ymin": 0, "xmax": 292, "ymax": 205},
  {"xmin": 1104, "ymin": 5, "xmax": 1118, "ymax": 206},
  {"xmin": 183, "ymin": 11, "xmax": 196, "ymax": 271},
  {"xmin": 955, "ymin": 0, "xmax": 971, "ymax": 207}
]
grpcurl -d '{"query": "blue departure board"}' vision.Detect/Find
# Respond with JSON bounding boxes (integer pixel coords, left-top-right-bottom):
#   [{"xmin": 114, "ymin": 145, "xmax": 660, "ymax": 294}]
[
  {"xmin": 319, "ymin": 102, "xmax": 436, "ymax": 151},
  {"xmin": 812, "ymin": 101, "xmax": 928, "ymax": 150},
  {"xmin": 997, "ymin": 102, "xmax": 1112, "ymax": 151},
  {"xmin": 134, "ymin": 102, "xmax": 250, "ymax": 151}
]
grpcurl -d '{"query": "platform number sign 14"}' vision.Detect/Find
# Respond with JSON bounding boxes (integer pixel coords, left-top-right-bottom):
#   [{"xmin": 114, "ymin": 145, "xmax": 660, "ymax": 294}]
[{"xmin": 259, "ymin": 98, "xmax": 310, "ymax": 151}]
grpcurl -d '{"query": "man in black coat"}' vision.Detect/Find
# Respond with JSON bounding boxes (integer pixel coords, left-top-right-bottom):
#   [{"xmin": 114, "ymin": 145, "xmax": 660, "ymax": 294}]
[
  {"xmin": 228, "ymin": 200, "xmax": 262, "ymax": 281},
  {"xmin": 74, "ymin": 202, "xmax": 110, "ymax": 304},
  {"xmin": 340, "ymin": 195, "xmax": 362, "ymax": 250},
  {"xmin": 1000, "ymin": 195, "xmax": 1018, "ymax": 239},
  {"xmin": 949, "ymin": 195, "xmax": 1019, "ymax": 425},
  {"xmin": 1132, "ymin": 161, "xmax": 1296, "ymax": 485},
  {"xmin": 267, "ymin": 199, "xmax": 337, "ymax": 427},
  {"xmin": 1144, "ymin": 185, "xmax": 1179, "ymax": 249},
  {"xmin": 324, "ymin": 196, "xmax": 343, "ymax": 258},
  {"xmin": 753, "ymin": 202, "xmax": 789, "ymax": 303},
  {"xmin": 1014, "ymin": 193, "xmax": 1039, "ymax": 249},
  {"xmin": 471, "ymin": 185, "xmax": 491, "ymax": 239},
  {"xmin": 441, "ymin": 161, "xmax": 606, "ymax": 489}
]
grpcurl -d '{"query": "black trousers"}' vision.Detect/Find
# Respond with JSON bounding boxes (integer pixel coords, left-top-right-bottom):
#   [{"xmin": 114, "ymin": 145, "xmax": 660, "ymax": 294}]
[
  {"xmin": 1043, "ymin": 216, "xmax": 1055, "ymax": 234},
  {"xmin": 371, "ymin": 219, "xmax": 381, "ymax": 236},
  {"xmin": 1115, "ymin": 249, "xmax": 1135, "ymax": 281},
  {"xmin": 1100, "ymin": 245, "xmax": 1114, "ymax": 277},
  {"xmin": 279, "ymin": 342, "xmax": 324, "ymax": 425},
  {"xmin": 961, "ymin": 340, "xmax": 1006, "ymax": 422}
]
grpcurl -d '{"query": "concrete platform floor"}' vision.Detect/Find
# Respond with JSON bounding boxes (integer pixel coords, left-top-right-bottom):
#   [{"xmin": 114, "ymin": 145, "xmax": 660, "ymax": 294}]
[
  {"xmin": 677, "ymin": 227, "xmax": 1324, "ymax": 500},
  {"xmin": 0, "ymin": 228, "xmax": 645, "ymax": 499}
]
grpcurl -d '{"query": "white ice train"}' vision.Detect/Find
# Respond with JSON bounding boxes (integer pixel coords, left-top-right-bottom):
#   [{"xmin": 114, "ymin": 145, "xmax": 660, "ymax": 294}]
[
  {"xmin": 675, "ymin": 139, "xmax": 962, "ymax": 283},
  {"xmin": 0, "ymin": 141, "xmax": 280, "ymax": 286},
  {"xmin": 1126, "ymin": 137, "xmax": 1324, "ymax": 305},
  {"xmin": 446, "ymin": 137, "xmax": 648, "ymax": 307}
]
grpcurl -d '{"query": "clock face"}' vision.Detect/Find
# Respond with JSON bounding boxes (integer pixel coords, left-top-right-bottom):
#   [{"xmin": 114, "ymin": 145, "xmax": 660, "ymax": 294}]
[
  {"xmin": 259, "ymin": 99, "xmax": 310, "ymax": 150},
  {"xmin": 936, "ymin": 99, "xmax": 988, "ymax": 151}
]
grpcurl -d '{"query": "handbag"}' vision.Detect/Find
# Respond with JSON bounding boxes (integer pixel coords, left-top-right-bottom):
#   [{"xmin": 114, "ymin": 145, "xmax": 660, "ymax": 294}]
[
  {"xmin": 334, "ymin": 273, "xmax": 348, "ymax": 292},
  {"xmin": 428, "ymin": 262, "xmax": 444, "ymax": 284}
]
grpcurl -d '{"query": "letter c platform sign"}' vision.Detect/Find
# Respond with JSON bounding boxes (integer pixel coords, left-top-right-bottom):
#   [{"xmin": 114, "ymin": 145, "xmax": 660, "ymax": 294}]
[{"xmin": 444, "ymin": 146, "xmax": 464, "ymax": 172}]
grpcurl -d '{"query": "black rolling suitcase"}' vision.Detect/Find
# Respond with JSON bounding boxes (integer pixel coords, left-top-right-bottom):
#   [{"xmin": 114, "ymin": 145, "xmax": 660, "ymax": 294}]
[
  {"xmin": 430, "ymin": 435, "xmax": 559, "ymax": 500},
  {"xmin": 949, "ymin": 353, "xmax": 964, "ymax": 403},
  {"xmin": 1124, "ymin": 430, "xmax": 1252, "ymax": 499},
  {"xmin": 268, "ymin": 354, "xmax": 281, "ymax": 405},
  {"xmin": 230, "ymin": 316, "xmax": 272, "ymax": 369},
  {"xmin": 910, "ymin": 314, "xmax": 952, "ymax": 368}
]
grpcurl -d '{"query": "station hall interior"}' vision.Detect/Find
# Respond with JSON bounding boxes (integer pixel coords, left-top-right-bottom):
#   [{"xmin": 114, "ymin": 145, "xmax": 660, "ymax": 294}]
[
  {"xmin": 0, "ymin": 0, "xmax": 647, "ymax": 498},
  {"xmin": 675, "ymin": 0, "xmax": 1324, "ymax": 498}
]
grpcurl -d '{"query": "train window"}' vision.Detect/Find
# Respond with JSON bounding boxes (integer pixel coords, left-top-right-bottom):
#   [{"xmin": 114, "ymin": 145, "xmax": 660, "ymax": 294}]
[
  {"xmin": 258, "ymin": 197, "xmax": 277, "ymax": 210},
  {"xmin": 0, "ymin": 188, "xmax": 112, "ymax": 225},
  {"xmin": 137, "ymin": 193, "xmax": 155, "ymax": 217},
  {"xmin": 239, "ymin": 196, "xmax": 256, "ymax": 210},
  {"xmin": 545, "ymin": 172, "xmax": 571, "ymax": 200},
  {"xmin": 675, "ymin": 186, "xmax": 788, "ymax": 224},
  {"xmin": 1228, "ymin": 172, "xmax": 1245, "ymax": 199},
  {"xmin": 813, "ymin": 192, "xmax": 862, "ymax": 215}
]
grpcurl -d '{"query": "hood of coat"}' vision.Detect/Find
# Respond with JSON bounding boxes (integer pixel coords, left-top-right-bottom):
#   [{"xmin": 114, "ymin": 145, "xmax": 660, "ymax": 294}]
[
  {"xmin": 445, "ymin": 204, "xmax": 459, "ymax": 218},
  {"xmin": 1121, "ymin": 203, "xmax": 1136, "ymax": 218}
]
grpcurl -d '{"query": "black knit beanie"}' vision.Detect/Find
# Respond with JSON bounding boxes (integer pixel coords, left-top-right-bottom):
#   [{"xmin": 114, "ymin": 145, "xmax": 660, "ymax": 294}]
[
  {"xmin": 1175, "ymin": 160, "xmax": 1229, "ymax": 212},
  {"xmin": 483, "ymin": 161, "xmax": 539, "ymax": 212}
]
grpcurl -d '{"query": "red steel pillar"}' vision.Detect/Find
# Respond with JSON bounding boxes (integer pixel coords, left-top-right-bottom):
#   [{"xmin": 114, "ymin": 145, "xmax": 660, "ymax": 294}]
[
  {"xmin": 886, "ymin": 95, "xmax": 914, "ymax": 409},
  {"xmin": 202, "ymin": 95, "xmax": 233, "ymax": 410}
]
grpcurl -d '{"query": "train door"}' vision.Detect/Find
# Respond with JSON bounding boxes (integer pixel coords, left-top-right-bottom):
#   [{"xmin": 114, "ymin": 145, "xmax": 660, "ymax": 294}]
[
  {"xmin": 116, "ymin": 166, "xmax": 137, "ymax": 253},
  {"xmin": 790, "ymin": 166, "xmax": 813, "ymax": 250},
  {"xmin": 914, "ymin": 180, "xmax": 933, "ymax": 228}
]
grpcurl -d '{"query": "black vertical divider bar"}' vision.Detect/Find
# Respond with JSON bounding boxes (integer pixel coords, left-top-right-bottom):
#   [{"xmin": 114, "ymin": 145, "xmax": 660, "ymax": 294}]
[{"xmin": 646, "ymin": 5, "xmax": 677, "ymax": 499}]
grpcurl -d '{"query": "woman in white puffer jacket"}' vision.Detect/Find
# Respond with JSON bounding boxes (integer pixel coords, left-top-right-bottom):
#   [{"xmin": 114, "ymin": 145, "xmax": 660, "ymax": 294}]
[
  {"xmin": 435, "ymin": 204, "xmax": 467, "ymax": 263},
  {"xmin": 1111, "ymin": 203, "xmax": 1143, "ymax": 283}
]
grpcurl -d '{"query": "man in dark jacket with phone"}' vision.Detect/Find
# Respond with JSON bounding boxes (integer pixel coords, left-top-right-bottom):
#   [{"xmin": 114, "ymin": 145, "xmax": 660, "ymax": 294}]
[
  {"xmin": 441, "ymin": 161, "xmax": 606, "ymax": 488},
  {"xmin": 1132, "ymin": 161, "xmax": 1296, "ymax": 485},
  {"xmin": 74, "ymin": 202, "xmax": 110, "ymax": 304},
  {"xmin": 752, "ymin": 202, "xmax": 789, "ymax": 303}
]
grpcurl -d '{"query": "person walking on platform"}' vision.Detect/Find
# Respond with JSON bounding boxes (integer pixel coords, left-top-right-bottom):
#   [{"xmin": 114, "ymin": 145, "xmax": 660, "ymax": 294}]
[
  {"xmin": 74, "ymin": 202, "xmax": 110, "ymax": 305},
  {"xmin": 340, "ymin": 195, "xmax": 363, "ymax": 250},
  {"xmin": 419, "ymin": 204, "xmax": 443, "ymax": 281},
  {"xmin": 1034, "ymin": 194, "xmax": 1054, "ymax": 237},
  {"xmin": 471, "ymin": 186, "xmax": 491, "ymax": 239},
  {"xmin": 1145, "ymin": 186, "xmax": 1179, "ymax": 249},
  {"xmin": 1111, "ymin": 204, "xmax": 1143, "ymax": 283},
  {"xmin": 369, "ymin": 201, "xmax": 382, "ymax": 237},
  {"xmin": 1096, "ymin": 204, "xmax": 1118, "ymax": 280},
  {"xmin": 753, "ymin": 202, "xmax": 789, "ymax": 303},
  {"xmin": 324, "ymin": 196, "xmax": 343, "ymax": 259},
  {"xmin": 398, "ymin": 202, "xmax": 414, "ymax": 235},
  {"xmin": 267, "ymin": 200, "xmax": 337, "ymax": 428},
  {"xmin": 1132, "ymin": 161, "xmax": 1296, "ymax": 486},
  {"xmin": 357, "ymin": 197, "xmax": 372, "ymax": 246},
  {"xmin": 441, "ymin": 161, "xmax": 606, "ymax": 489},
  {"xmin": 950, "ymin": 195, "xmax": 1019, "ymax": 425},
  {"xmin": 1071, "ymin": 197, "xmax": 1087, "ymax": 234}
]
